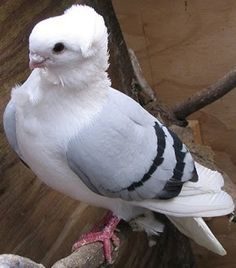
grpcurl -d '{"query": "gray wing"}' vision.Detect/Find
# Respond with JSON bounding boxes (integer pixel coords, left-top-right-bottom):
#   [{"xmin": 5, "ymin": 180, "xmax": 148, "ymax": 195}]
[
  {"xmin": 67, "ymin": 88, "xmax": 198, "ymax": 201},
  {"xmin": 3, "ymin": 100, "xmax": 25, "ymax": 163},
  {"xmin": 3, "ymin": 100, "xmax": 19, "ymax": 153}
]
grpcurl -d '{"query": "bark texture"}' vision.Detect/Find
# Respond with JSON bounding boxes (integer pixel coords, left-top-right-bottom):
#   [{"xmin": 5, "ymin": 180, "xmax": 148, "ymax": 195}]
[{"xmin": 172, "ymin": 69, "xmax": 236, "ymax": 126}]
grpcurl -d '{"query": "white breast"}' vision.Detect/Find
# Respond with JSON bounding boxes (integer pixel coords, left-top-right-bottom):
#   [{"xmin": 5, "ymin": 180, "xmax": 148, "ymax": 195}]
[
  {"xmin": 11, "ymin": 71, "xmax": 128, "ymax": 215},
  {"xmin": 11, "ymin": 70, "xmax": 143, "ymax": 220}
]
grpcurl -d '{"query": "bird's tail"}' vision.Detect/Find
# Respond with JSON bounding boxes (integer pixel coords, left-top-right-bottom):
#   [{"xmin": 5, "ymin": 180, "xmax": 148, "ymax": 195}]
[
  {"xmin": 167, "ymin": 216, "xmax": 226, "ymax": 255},
  {"xmin": 135, "ymin": 162, "xmax": 234, "ymax": 255},
  {"xmin": 138, "ymin": 162, "xmax": 234, "ymax": 217}
]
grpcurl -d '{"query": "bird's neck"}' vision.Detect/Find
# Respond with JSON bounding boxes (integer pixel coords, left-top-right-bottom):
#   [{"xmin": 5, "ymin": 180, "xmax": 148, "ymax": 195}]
[
  {"xmin": 28, "ymin": 64, "xmax": 110, "ymax": 109},
  {"xmin": 40, "ymin": 60, "xmax": 111, "ymax": 90},
  {"xmin": 12, "ymin": 65, "xmax": 110, "ymax": 118}
]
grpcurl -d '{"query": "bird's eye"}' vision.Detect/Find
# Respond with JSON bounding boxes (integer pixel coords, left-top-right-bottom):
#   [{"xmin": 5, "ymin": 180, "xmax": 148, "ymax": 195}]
[{"xmin": 52, "ymin": 42, "xmax": 65, "ymax": 53}]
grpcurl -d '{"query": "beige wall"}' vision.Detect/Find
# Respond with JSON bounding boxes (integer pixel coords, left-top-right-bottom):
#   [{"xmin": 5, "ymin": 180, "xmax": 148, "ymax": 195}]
[{"xmin": 112, "ymin": 1, "xmax": 236, "ymax": 267}]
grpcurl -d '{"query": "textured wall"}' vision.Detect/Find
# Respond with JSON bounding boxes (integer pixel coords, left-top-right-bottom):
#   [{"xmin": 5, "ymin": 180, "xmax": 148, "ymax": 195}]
[{"xmin": 112, "ymin": 0, "xmax": 236, "ymax": 267}]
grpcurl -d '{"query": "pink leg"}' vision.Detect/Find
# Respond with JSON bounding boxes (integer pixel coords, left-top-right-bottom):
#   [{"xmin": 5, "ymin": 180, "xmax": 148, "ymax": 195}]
[
  {"xmin": 72, "ymin": 211, "xmax": 120, "ymax": 264},
  {"xmin": 90, "ymin": 211, "xmax": 114, "ymax": 232}
]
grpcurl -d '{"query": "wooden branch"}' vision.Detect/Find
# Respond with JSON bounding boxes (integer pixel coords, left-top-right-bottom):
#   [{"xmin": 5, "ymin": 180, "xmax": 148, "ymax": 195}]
[
  {"xmin": 127, "ymin": 49, "xmax": 186, "ymax": 126},
  {"xmin": 46, "ymin": 217, "xmax": 195, "ymax": 268},
  {"xmin": 128, "ymin": 48, "xmax": 236, "ymax": 127},
  {"xmin": 172, "ymin": 68, "xmax": 236, "ymax": 125},
  {"xmin": 128, "ymin": 49, "xmax": 156, "ymax": 102},
  {"xmin": 0, "ymin": 254, "xmax": 45, "ymax": 268},
  {"xmin": 51, "ymin": 242, "xmax": 110, "ymax": 268},
  {"xmin": 50, "ymin": 222, "xmax": 129, "ymax": 268}
]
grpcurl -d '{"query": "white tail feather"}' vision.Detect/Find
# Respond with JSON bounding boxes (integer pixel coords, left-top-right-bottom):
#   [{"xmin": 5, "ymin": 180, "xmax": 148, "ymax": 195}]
[
  {"xmin": 139, "ymin": 191, "xmax": 234, "ymax": 217},
  {"xmin": 132, "ymin": 162, "xmax": 235, "ymax": 255},
  {"xmin": 167, "ymin": 216, "xmax": 226, "ymax": 256},
  {"xmin": 180, "ymin": 162, "xmax": 224, "ymax": 196},
  {"xmin": 136, "ymin": 162, "xmax": 234, "ymax": 217}
]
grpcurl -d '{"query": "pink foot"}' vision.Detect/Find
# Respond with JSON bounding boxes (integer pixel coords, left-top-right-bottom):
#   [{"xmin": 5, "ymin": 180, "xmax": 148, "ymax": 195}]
[{"xmin": 72, "ymin": 212, "xmax": 120, "ymax": 264}]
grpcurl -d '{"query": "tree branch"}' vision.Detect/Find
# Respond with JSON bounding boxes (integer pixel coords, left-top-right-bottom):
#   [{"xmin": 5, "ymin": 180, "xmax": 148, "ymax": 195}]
[
  {"xmin": 172, "ymin": 68, "xmax": 236, "ymax": 125},
  {"xmin": 128, "ymin": 49, "xmax": 156, "ymax": 102},
  {"xmin": 0, "ymin": 254, "xmax": 45, "ymax": 268},
  {"xmin": 51, "ymin": 242, "xmax": 111, "ymax": 268},
  {"xmin": 128, "ymin": 49, "xmax": 187, "ymax": 126}
]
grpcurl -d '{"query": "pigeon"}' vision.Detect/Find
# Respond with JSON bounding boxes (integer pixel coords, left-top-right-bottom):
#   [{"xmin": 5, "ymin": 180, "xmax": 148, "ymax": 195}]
[{"xmin": 3, "ymin": 5, "xmax": 234, "ymax": 263}]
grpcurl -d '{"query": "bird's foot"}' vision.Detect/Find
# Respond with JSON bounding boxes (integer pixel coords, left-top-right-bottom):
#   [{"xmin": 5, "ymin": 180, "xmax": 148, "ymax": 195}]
[{"xmin": 72, "ymin": 212, "xmax": 120, "ymax": 264}]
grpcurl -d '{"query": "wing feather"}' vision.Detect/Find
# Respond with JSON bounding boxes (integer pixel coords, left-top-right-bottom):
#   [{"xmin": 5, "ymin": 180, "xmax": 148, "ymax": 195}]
[
  {"xmin": 66, "ymin": 88, "xmax": 197, "ymax": 201},
  {"xmin": 3, "ymin": 100, "xmax": 21, "ymax": 156}
]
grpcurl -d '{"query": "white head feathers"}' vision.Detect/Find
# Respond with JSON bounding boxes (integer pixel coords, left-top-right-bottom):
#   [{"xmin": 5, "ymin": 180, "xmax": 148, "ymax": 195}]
[
  {"xmin": 63, "ymin": 5, "xmax": 108, "ymax": 57},
  {"xmin": 29, "ymin": 5, "xmax": 110, "ymax": 87}
]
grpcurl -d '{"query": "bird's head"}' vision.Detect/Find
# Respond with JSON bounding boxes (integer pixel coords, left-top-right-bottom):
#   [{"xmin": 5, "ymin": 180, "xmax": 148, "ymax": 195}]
[{"xmin": 29, "ymin": 5, "xmax": 109, "ymax": 86}]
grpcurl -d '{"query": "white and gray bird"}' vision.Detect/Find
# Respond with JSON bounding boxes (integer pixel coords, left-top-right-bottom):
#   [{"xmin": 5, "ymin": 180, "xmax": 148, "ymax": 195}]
[{"xmin": 3, "ymin": 5, "xmax": 234, "ymax": 263}]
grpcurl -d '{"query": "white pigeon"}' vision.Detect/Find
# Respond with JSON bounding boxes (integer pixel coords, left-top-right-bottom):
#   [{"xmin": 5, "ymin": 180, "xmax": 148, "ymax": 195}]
[{"xmin": 3, "ymin": 5, "xmax": 234, "ymax": 263}]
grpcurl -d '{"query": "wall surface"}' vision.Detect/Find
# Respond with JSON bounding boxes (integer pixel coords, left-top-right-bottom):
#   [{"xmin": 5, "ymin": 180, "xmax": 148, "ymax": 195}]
[{"xmin": 112, "ymin": 0, "xmax": 236, "ymax": 267}]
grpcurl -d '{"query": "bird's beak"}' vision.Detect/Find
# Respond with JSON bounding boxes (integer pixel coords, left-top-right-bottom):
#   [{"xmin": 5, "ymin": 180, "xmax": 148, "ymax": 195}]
[{"xmin": 29, "ymin": 52, "xmax": 46, "ymax": 70}]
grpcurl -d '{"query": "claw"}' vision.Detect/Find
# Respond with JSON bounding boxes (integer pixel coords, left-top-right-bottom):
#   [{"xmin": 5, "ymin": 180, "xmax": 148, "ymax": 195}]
[{"xmin": 72, "ymin": 212, "xmax": 120, "ymax": 264}]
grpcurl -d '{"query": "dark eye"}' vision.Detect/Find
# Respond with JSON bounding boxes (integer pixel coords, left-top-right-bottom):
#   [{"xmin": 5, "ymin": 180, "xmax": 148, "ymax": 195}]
[{"xmin": 53, "ymin": 42, "xmax": 65, "ymax": 53}]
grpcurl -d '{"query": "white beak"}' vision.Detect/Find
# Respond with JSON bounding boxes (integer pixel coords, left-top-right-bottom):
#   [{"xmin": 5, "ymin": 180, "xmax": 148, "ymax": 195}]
[{"xmin": 29, "ymin": 52, "xmax": 46, "ymax": 70}]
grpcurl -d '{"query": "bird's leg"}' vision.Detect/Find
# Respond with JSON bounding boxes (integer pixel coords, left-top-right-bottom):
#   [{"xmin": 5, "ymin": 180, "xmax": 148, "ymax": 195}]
[
  {"xmin": 90, "ymin": 211, "xmax": 114, "ymax": 231},
  {"xmin": 72, "ymin": 211, "xmax": 120, "ymax": 264}
]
